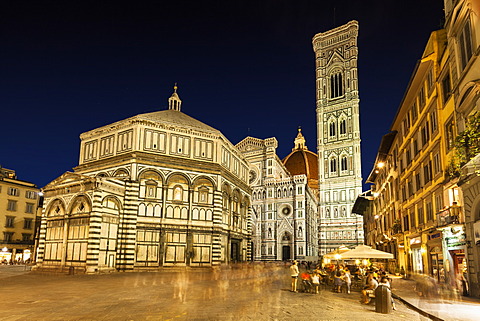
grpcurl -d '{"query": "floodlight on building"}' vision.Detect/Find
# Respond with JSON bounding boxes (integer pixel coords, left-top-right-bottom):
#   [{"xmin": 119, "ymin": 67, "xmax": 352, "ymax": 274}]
[{"xmin": 377, "ymin": 162, "xmax": 385, "ymax": 168}]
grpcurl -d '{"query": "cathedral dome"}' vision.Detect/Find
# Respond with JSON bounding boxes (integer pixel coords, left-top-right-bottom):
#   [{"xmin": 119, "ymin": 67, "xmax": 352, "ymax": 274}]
[{"xmin": 282, "ymin": 129, "xmax": 319, "ymax": 190}]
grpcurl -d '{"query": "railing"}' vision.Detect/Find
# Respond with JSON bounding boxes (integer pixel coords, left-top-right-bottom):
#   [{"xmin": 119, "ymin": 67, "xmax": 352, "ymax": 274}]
[{"xmin": 436, "ymin": 206, "xmax": 461, "ymax": 227}]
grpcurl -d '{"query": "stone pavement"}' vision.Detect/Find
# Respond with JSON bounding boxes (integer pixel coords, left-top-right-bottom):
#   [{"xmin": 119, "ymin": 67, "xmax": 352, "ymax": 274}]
[
  {"xmin": 0, "ymin": 264, "xmax": 428, "ymax": 321},
  {"xmin": 391, "ymin": 276, "xmax": 480, "ymax": 321}
]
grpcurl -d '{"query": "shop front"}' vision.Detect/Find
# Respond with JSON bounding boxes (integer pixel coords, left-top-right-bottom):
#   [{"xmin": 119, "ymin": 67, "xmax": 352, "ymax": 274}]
[
  {"xmin": 0, "ymin": 247, "xmax": 32, "ymax": 264},
  {"xmin": 409, "ymin": 236, "xmax": 424, "ymax": 274},
  {"xmin": 440, "ymin": 225, "xmax": 467, "ymax": 291},
  {"xmin": 427, "ymin": 231, "xmax": 444, "ymax": 283}
]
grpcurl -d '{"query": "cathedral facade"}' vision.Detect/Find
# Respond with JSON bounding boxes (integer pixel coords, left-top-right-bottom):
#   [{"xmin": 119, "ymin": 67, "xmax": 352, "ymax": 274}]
[
  {"xmin": 36, "ymin": 88, "xmax": 251, "ymax": 273},
  {"xmin": 237, "ymin": 130, "xmax": 319, "ymax": 261},
  {"xmin": 312, "ymin": 21, "xmax": 364, "ymax": 255}
]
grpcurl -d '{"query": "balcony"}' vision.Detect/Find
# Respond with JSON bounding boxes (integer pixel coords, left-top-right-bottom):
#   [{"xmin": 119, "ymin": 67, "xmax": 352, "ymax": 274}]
[{"xmin": 436, "ymin": 205, "xmax": 461, "ymax": 227}]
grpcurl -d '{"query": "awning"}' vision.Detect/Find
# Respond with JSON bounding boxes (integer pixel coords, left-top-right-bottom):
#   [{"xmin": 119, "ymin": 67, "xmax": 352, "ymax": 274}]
[{"xmin": 351, "ymin": 196, "xmax": 372, "ymax": 216}]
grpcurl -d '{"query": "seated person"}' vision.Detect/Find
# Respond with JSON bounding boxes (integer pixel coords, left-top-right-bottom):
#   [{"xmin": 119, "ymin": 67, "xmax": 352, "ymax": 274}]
[
  {"xmin": 300, "ymin": 271, "xmax": 312, "ymax": 293},
  {"xmin": 360, "ymin": 274, "xmax": 378, "ymax": 304}
]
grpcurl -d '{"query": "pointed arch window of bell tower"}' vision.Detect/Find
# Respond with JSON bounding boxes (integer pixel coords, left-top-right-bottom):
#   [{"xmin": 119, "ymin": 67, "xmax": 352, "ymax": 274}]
[
  {"xmin": 168, "ymin": 84, "xmax": 182, "ymax": 111},
  {"xmin": 330, "ymin": 72, "xmax": 344, "ymax": 99}
]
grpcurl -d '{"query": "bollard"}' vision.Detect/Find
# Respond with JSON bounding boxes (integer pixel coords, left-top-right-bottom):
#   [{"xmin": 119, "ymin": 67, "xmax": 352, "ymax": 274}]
[
  {"xmin": 69, "ymin": 266, "xmax": 75, "ymax": 275},
  {"xmin": 375, "ymin": 284, "xmax": 392, "ymax": 314}
]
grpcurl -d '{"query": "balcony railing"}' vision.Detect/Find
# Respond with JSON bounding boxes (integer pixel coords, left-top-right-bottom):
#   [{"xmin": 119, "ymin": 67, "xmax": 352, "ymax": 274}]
[{"xmin": 436, "ymin": 206, "xmax": 461, "ymax": 227}]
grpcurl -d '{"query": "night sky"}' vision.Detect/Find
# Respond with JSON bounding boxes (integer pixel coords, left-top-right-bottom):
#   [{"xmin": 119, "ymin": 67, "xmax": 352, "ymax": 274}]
[{"xmin": 1, "ymin": 0, "xmax": 445, "ymax": 188}]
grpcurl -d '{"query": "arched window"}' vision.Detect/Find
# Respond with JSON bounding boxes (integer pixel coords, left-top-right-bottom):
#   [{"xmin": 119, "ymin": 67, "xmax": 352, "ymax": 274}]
[
  {"xmin": 339, "ymin": 119, "xmax": 347, "ymax": 135},
  {"xmin": 325, "ymin": 208, "xmax": 331, "ymax": 218},
  {"xmin": 329, "ymin": 121, "xmax": 336, "ymax": 137},
  {"xmin": 330, "ymin": 72, "xmax": 344, "ymax": 98},
  {"xmin": 334, "ymin": 208, "xmax": 338, "ymax": 218},
  {"xmin": 341, "ymin": 156, "xmax": 348, "ymax": 171},
  {"xmin": 330, "ymin": 158, "xmax": 337, "ymax": 173}
]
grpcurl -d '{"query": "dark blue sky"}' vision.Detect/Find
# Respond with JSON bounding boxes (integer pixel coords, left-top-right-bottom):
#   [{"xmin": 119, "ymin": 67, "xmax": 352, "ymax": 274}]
[{"xmin": 1, "ymin": 0, "xmax": 445, "ymax": 188}]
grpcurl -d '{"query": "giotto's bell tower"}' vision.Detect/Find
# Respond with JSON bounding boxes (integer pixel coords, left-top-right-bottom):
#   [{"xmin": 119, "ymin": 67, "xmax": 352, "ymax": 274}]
[{"xmin": 312, "ymin": 21, "xmax": 364, "ymax": 255}]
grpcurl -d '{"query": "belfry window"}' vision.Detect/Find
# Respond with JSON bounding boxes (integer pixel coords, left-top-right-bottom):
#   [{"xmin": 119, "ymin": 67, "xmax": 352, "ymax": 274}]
[
  {"xmin": 330, "ymin": 72, "xmax": 344, "ymax": 98},
  {"xmin": 329, "ymin": 122, "xmax": 336, "ymax": 137},
  {"xmin": 341, "ymin": 156, "xmax": 348, "ymax": 171},
  {"xmin": 330, "ymin": 158, "xmax": 337, "ymax": 173},
  {"xmin": 339, "ymin": 119, "xmax": 346, "ymax": 135}
]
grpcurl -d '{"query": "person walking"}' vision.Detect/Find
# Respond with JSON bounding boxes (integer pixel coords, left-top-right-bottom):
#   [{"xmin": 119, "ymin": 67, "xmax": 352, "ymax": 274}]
[
  {"xmin": 343, "ymin": 268, "xmax": 352, "ymax": 294},
  {"xmin": 311, "ymin": 273, "xmax": 320, "ymax": 294},
  {"xmin": 290, "ymin": 260, "xmax": 299, "ymax": 292},
  {"xmin": 334, "ymin": 271, "xmax": 343, "ymax": 293}
]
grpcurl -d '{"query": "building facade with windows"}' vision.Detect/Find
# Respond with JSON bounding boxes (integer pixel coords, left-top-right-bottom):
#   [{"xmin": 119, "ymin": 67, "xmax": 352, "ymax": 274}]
[
  {"xmin": 312, "ymin": 21, "xmax": 364, "ymax": 255},
  {"xmin": 445, "ymin": 0, "xmax": 480, "ymax": 298},
  {"xmin": 236, "ymin": 130, "xmax": 318, "ymax": 261},
  {"xmin": 35, "ymin": 87, "xmax": 251, "ymax": 273},
  {"xmin": 364, "ymin": 0, "xmax": 480, "ymax": 295},
  {"xmin": 0, "ymin": 167, "xmax": 41, "ymax": 263},
  {"xmin": 365, "ymin": 28, "xmax": 465, "ymax": 279}
]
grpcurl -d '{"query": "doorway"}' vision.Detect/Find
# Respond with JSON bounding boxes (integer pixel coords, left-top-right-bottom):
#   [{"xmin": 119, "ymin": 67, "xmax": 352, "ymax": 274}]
[
  {"xmin": 282, "ymin": 246, "xmax": 291, "ymax": 261},
  {"xmin": 230, "ymin": 240, "xmax": 240, "ymax": 262}
]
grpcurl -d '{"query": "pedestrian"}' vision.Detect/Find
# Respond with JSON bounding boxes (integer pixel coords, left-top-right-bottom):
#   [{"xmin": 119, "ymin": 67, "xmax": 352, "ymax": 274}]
[
  {"xmin": 334, "ymin": 271, "xmax": 343, "ymax": 293},
  {"xmin": 311, "ymin": 273, "xmax": 320, "ymax": 294},
  {"xmin": 343, "ymin": 268, "xmax": 352, "ymax": 294},
  {"xmin": 300, "ymin": 271, "xmax": 312, "ymax": 293},
  {"xmin": 290, "ymin": 260, "xmax": 299, "ymax": 292}
]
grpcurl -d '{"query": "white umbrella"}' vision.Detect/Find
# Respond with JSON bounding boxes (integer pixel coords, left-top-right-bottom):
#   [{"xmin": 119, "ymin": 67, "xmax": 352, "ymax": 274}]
[
  {"xmin": 340, "ymin": 244, "xmax": 394, "ymax": 259},
  {"xmin": 323, "ymin": 245, "xmax": 351, "ymax": 259}
]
